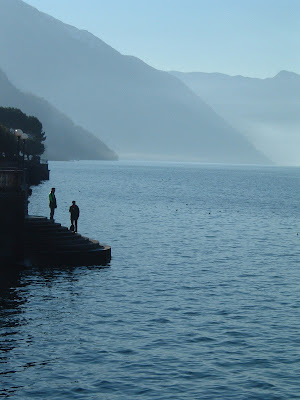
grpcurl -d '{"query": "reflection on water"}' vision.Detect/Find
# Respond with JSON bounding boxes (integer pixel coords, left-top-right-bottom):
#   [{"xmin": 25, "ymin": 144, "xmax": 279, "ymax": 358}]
[
  {"xmin": 0, "ymin": 265, "xmax": 108, "ymax": 399},
  {"xmin": 0, "ymin": 268, "xmax": 27, "ymax": 398}
]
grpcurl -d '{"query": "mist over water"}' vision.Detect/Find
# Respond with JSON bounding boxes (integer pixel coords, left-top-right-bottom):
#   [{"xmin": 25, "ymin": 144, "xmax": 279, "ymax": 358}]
[
  {"xmin": 171, "ymin": 71, "xmax": 300, "ymax": 166},
  {"xmin": 1, "ymin": 160, "xmax": 300, "ymax": 399}
]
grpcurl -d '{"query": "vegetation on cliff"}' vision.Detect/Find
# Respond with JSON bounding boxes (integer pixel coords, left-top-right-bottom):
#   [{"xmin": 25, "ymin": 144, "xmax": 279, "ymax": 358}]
[
  {"xmin": 0, "ymin": 124, "xmax": 16, "ymax": 159},
  {"xmin": 0, "ymin": 107, "xmax": 46, "ymax": 159},
  {"xmin": 0, "ymin": 69, "xmax": 118, "ymax": 161}
]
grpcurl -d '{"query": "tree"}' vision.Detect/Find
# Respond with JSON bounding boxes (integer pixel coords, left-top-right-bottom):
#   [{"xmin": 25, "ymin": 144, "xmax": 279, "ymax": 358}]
[
  {"xmin": 0, "ymin": 107, "xmax": 46, "ymax": 158},
  {"xmin": 0, "ymin": 124, "xmax": 16, "ymax": 159}
]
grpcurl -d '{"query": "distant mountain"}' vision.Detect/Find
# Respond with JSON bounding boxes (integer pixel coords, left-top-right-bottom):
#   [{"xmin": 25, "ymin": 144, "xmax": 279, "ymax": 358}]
[
  {"xmin": 171, "ymin": 70, "xmax": 300, "ymax": 165},
  {"xmin": 0, "ymin": 0, "xmax": 270, "ymax": 164},
  {"xmin": 0, "ymin": 69, "xmax": 117, "ymax": 161}
]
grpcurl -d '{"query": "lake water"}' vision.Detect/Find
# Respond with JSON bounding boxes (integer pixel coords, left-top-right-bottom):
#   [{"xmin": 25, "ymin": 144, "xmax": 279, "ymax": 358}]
[{"xmin": 1, "ymin": 160, "xmax": 300, "ymax": 399}]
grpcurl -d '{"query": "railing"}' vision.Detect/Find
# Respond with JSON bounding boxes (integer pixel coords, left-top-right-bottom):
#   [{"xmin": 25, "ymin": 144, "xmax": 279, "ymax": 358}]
[
  {"xmin": 0, "ymin": 170, "xmax": 22, "ymax": 190},
  {"xmin": 0, "ymin": 161, "xmax": 18, "ymax": 169},
  {"xmin": 0, "ymin": 158, "xmax": 49, "ymax": 187}
]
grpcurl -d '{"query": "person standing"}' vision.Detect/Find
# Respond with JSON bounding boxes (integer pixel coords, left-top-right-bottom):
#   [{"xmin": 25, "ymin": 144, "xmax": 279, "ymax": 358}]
[
  {"xmin": 49, "ymin": 187, "xmax": 57, "ymax": 220},
  {"xmin": 69, "ymin": 201, "xmax": 80, "ymax": 232}
]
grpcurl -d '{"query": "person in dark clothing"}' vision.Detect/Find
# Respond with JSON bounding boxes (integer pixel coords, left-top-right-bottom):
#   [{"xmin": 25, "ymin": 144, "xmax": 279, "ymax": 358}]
[
  {"xmin": 49, "ymin": 187, "xmax": 57, "ymax": 220},
  {"xmin": 69, "ymin": 201, "xmax": 80, "ymax": 232}
]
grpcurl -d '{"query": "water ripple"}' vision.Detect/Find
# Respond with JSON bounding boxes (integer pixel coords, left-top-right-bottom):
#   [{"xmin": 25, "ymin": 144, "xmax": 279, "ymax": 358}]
[{"xmin": 1, "ymin": 162, "xmax": 300, "ymax": 399}]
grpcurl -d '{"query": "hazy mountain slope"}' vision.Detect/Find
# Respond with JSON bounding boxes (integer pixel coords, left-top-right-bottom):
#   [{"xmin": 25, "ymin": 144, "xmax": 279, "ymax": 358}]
[
  {"xmin": 0, "ymin": 69, "xmax": 117, "ymax": 161},
  {"xmin": 0, "ymin": 0, "xmax": 270, "ymax": 164},
  {"xmin": 171, "ymin": 70, "xmax": 300, "ymax": 165}
]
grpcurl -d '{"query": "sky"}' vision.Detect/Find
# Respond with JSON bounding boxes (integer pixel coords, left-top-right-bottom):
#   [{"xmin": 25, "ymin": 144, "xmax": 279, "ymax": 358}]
[{"xmin": 24, "ymin": 0, "xmax": 300, "ymax": 78}]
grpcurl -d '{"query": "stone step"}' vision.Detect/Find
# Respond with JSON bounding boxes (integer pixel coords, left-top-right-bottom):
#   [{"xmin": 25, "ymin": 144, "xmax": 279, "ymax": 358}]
[
  {"xmin": 24, "ymin": 243, "xmax": 100, "ymax": 254},
  {"xmin": 25, "ymin": 229, "xmax": 101, "ymax": 241},
  {"xmin": 26, "ymin": 215, "xmax": 48, "ymax": 221},
  {"xmin": 23, "ymin": 215, "xmax": 111, "ymax": 266},
  {"xmin": 25, "ymin": 245, "xmax": 111, "ymax": 267},
  {"xmin": 24, "ymin": 239, "xmax": 93, "ymax": 249},
  {"xmin": 25, "ymin": 223, "xmax": 66, "ymax": 231},
  {"xmin": 25, "ymin": 217, "xmax": 54, "ymax": 225},
  {"xmin": 24, "ymin": 234, "xmax": 101, "ymax": 249}
]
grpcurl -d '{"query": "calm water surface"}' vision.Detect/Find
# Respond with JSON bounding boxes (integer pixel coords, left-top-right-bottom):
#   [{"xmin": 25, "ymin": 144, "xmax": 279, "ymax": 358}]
[{"xmin": 1, "ymin": 161, "xmax": 300, "ymax": 399}]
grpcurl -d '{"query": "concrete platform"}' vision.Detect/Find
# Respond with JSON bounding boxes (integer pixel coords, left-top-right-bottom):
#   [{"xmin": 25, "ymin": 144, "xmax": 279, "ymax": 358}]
[{"xmin": 24, "ymin": 216, "xmax": 111, "ymax": 266}]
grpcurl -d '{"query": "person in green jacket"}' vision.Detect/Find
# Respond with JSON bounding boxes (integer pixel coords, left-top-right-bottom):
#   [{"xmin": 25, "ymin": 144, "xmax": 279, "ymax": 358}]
[{"xmin": 49, "ymin": 187, "xmax": 57, "ymax": 220}]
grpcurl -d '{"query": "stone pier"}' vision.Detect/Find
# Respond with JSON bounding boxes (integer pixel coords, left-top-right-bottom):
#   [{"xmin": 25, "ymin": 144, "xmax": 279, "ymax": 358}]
[
  {"xmin": 24, "ymin": 216, "xmax": 111, "ymax": 266},
  {"xmin": 0, "ymin": 168, "xmax": 111, "ymax": 268}
]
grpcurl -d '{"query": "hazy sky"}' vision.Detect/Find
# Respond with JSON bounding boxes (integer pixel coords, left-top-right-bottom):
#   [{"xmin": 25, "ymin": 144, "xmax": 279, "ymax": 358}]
[{"xmin": 24, "ymin": 0, "xmax": 300, "ymax": 78}]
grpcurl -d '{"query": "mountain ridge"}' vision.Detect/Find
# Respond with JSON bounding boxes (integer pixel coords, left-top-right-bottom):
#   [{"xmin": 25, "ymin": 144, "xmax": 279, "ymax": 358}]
[
  {"xmin": 171, "ymin": 70, "xmax": 299, "ymax": 81},
  {"xmin": 0, "ymin": 0, "xmax": 270, "ymax": 164},
  {"xmin": 171, "ymin": 70, "xmax": 300, "ymax": 165},
  {"xmin": 0, "ymin": 68, "xmax": 118, "ymax": 161}
]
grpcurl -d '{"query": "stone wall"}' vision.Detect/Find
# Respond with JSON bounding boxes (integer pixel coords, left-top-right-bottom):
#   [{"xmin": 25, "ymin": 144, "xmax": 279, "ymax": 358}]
[
  {"xmin": 0, "ymin": 192, "xmax": 25, "ymax": 265},
  {"xmin": 0, "ymin": 168, "xmax": 25, "ymax": 265}
]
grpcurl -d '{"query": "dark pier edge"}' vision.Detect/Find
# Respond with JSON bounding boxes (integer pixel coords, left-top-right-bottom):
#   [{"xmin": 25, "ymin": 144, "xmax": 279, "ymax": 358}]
[
  {"xmin": 0, "ymin": 163, "xmax": 111, "ymax": 268},
  {"xmin": 24, "ymin": 216, "xmax": 111, "ymax": 267},
  {"xmin": 0, "ymin": 189, "xmax": 25, "ymax": 265}
]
